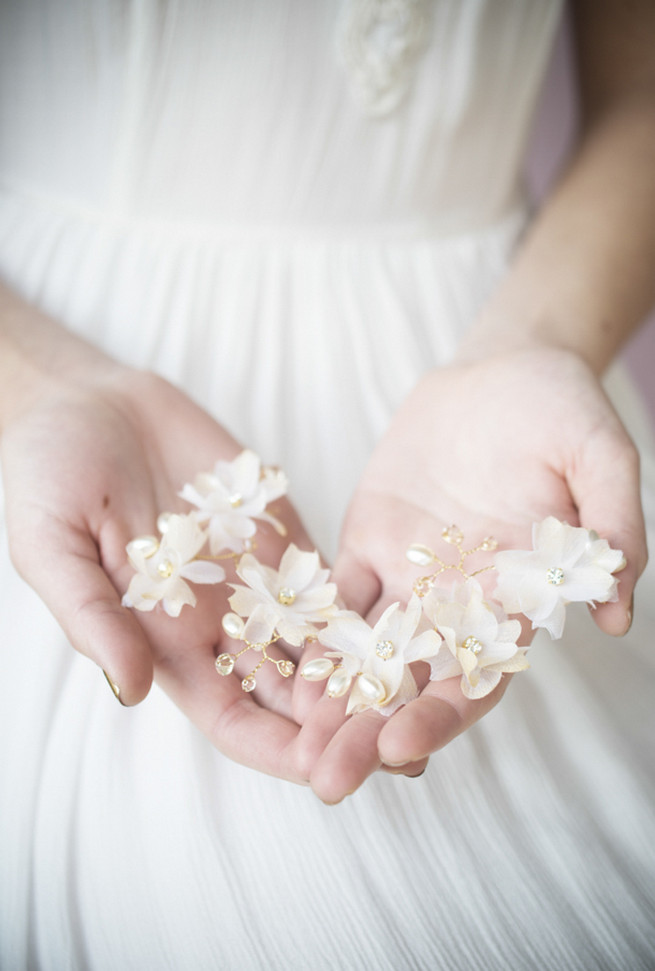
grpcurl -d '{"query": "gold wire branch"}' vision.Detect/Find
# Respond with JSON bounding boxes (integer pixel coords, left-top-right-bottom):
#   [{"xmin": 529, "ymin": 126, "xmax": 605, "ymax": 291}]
[
  {"xmin": 215, "ymin": 630, "xmax": 296, "ymax": 691},
  {"xmin": 407, "ymin": 525, "xmax": 498, "ymax": 597}
]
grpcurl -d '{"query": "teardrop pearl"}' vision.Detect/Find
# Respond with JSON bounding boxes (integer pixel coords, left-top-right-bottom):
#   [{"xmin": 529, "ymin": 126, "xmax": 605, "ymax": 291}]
[
  {"xmin": 357, "ymin": 673, "xmax": 386, "ymax": 705},
  {"xmin": 127, "ymin": 535, "xmax": 159, "ymax": 558},
  {"xmin": 326, "ymin": 669, "xmax": 352, "ymax": 698},
  {"xmin": 222, "ymin": 612, "xmax": 245, "ymax": 639},
  {"xmin": 301, "ymin": 658, "xmax": 335, "ymax": 681},
  {"xmin": 406, "ymin": 544, "xmax": 435, "ymax": 567},
  {"xmin": 157, "ymin": 511, "xmax": 172, "ymax": 534}
]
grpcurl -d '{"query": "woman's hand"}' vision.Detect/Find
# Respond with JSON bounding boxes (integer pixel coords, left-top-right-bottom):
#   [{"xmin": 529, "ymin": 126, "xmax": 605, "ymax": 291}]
[
  {"xmin": 297, "ymin": 347, "xmax": 647, "ymax": 802},
  {"xmin": 1, "ymin": 348, "xmax": 322, "ymax": 782}
]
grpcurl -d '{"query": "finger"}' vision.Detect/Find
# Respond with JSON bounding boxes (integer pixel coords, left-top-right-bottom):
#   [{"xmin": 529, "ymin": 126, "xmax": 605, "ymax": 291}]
[
  {"xmin": 155, "ymin": 646, "xmax": 306, "ymax": 782},
  {"xmin": 309, "ymin": 709, "xmax": 385, "ymax": 804},
  {"xmin": 291, "ymin": 636, "xmax": 337, "ymax": 725},
  {"xmin": 228, "ymin": 640, "xmax": 296, "ymax": 719},
  {"xmin": 570, "ymin": 426, "xmax": 647, "ymax": 635},
  {"xmin": 330, "ymin": 544, "xmax": 381, "ymax": 616},
  {"xmin": 377, "ymin": 675, "xmax": 509, "ymax": 766},
  {"xmin": 9, "ymin": 514, "xmax": 154, "ymax": 706},
  {"xmin": 381, "ymin": 756, "xmax": 429, "ymax": 777}
]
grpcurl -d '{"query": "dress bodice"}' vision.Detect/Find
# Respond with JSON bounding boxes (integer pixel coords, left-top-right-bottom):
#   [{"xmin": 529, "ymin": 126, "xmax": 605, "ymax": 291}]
[{"xmin": 0, "ymin": 0, "xmax": 562, "ymax": 236}]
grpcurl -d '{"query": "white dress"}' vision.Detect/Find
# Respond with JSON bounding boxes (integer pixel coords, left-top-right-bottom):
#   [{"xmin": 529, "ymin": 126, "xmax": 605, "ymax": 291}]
[{"xmin": 1, "ymin": 2, "xmax": 654, "ymax": 968}]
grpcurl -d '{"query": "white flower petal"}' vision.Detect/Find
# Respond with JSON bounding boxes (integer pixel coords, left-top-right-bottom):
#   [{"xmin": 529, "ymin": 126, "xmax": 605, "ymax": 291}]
[
  {"xmin": 229, "ymin": 585, "xmax": 271, "ymax": 618},
  {"xmin": 179, "ymin": 560, "xmax": 226, "ymax": 585},
  {"xmin": 279, "ymin": 545, "xmax": 322, "ymax": 591},
  {"xmin": 461, "ymin": 668, "xmax": 502, "ymax": 700},
  {"xmin": 162, "ymin": 579, "xmax": 197, "ymax": 617},
  {"xmin": 242, "ymin": 604, "xmax": 279, "ymax": 645}
]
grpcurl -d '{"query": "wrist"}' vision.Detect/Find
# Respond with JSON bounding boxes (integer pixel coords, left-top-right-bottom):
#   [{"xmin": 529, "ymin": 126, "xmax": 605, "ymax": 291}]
[
  {"xmin": 0, "ymin": 290, "xmax": 123, "ymax": 431},
  {"xmin": 454, "ymin": 302, "xmax": 618, "ymax": 376}
]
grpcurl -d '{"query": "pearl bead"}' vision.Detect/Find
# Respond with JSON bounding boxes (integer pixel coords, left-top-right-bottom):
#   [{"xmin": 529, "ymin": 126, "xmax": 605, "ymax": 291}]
[
  {"xmin": 406, "ymin": 544, "xmax": 435, "ymax": 567},
  {"xmin": 156, "ymin": 512, "xmax": 172, "ymax": 534},
  {"xmin": 222, "ymin": 612, "xmax": 245, "ymax": 639},
  {"xmin": 277, "ymin": 587, "xmax": 296, "ymax": 606},
  {"xmin": 326, "ymin": 669, "xmax": 352, "ymax": 698},
  {"xmin": 356, "ymin": 673, "xmax": 386, "ymax": 705},
  {"xmin": 128, "ymin": 535, "xmax": 159, "ymax": 558},
  {"xmin": 300, "ymin": 658, "xmax": 335, "ymax": 681}
]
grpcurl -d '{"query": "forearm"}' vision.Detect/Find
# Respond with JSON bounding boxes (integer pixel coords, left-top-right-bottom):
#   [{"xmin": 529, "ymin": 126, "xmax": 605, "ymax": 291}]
[{"xmin": 459, "ymin": 90, "xmax": 655, "ymax": 374}]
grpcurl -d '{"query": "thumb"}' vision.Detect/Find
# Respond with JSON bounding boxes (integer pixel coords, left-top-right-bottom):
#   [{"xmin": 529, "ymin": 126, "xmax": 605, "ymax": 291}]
[{"xmin": 570, "ymin": 425, "xmax": 647, "ymax": 636}]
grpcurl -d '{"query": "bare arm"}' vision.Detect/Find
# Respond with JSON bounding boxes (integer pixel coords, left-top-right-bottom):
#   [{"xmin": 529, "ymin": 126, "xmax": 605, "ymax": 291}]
[{"xmin": 458, "ymin": 0, "xmax": 655, "ymax": 372}]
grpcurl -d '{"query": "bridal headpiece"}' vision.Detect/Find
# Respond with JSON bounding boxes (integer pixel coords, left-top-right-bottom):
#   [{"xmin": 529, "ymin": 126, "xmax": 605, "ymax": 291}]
[{"xmin": 122, "ymin": 451, "xmax": 625, "ymax": 711}]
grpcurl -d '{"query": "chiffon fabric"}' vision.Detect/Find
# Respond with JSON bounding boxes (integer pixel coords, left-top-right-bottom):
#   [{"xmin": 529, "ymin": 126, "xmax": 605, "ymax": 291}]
[{"xmin": 1, "ymin": 2, "xmax": 654, "ymax": 968}]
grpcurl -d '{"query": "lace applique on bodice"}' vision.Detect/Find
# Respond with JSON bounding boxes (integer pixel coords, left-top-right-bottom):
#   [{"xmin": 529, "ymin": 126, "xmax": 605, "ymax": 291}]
[{"xmin": 337, "ymin": 0, "xmax": 431, "ymax": 116}]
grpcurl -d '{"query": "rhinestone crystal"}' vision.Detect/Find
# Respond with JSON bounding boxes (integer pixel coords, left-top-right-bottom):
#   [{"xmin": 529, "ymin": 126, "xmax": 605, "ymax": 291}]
[
  {"xmin": 462, "ymin": 636, "xmax": 483, "ymax": 655},
  {"xmin": 277, "ymin": 587, "xmax": 297, "ymax": 606},
  {"xmin": 442, "ymin": 525, "xmax": 464, "ymax": 545},
  {"xmin": 157, "ymin": 560, "xmax": 174, "ymax": 578},
  {"xmin": 241, "ymin": 675, "xmax": 257, "ymax": 692},
  {"xmin": 480, "ymin": 536, "xmax": 498, "ymax": 551},
  {"xmin": 375, "ymin": 639, "xmax": 394, "ymax": 660},
  {"xmin": 546, "ymin": 567, "xmax": 565, "ymax": 586},
  {"xmin": 277, "ymin": 660, "xmax": 295, "ymax": 678},
  {"xmin": 215, "ymin": 653, "xmax": 235, "ymax": 676}
]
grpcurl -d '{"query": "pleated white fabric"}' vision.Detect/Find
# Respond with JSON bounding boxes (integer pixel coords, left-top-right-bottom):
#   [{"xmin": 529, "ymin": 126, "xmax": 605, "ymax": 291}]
[{"xmin": 1, "ymin": 2, "xmax": 654, "ymax": 969}]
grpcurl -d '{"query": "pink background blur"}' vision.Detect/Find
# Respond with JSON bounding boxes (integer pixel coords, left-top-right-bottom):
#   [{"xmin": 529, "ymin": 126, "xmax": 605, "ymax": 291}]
[{"xmin": 526, "ymin": 15, "xmax": 655, "ymax": 425}]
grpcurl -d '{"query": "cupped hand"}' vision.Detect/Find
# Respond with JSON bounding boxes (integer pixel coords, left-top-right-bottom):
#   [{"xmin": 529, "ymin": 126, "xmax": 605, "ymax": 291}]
[
  {"xmin": 1, "ymin": 355, "xmax": 320, "ymax": 782},
  {"xmin": 298, "ymin": 347, "xmax": 647, "ymax": 802}
]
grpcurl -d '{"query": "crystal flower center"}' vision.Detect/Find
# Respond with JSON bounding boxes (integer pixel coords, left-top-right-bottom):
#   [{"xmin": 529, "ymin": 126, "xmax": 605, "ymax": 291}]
[
  {"xmin": 375, "ymin": 639, "xmax": 394, "ymax": 660},
  {"xmin": 277, "ymin": 587, "xmax": 297, "ymax": 606},
  {"xmin": 228, "ymin": 493, "xmax": 243, "ymax": 508},
  {"xmin": 157, "ymin": 560, "xmax": 174, "ymax": 578},
  {"xmin": 462, "ymin": 636, "xmax": 483, "ymax": 655},
  {"xmin": 546, "ymin": 567, "xmax": 565, "ymax": 586}
]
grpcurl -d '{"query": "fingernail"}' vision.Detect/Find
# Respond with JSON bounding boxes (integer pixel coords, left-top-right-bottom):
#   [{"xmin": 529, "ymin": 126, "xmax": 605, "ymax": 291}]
[
  {"xmin": 406, "ymin": 768, "xmax": 426, "ymax": 779},
  {"xmin": 102, "ymin": 669, "xmax": 124, "ymax": 705},
  {"xmin": 382, "ymin": 757, "xmax": 422, "ymax": 768},
  {"xmin": 624, "ymin": 596, "xmax": 634, "ymax": 634}
]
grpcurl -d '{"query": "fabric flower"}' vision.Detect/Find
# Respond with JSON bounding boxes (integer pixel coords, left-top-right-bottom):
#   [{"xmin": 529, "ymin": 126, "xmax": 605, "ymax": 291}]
[
  {"xmin": 122, "ymin": 514, "xmax": 225, "ymax": 617},
  {"xmin": 493, "ymin": 517, "xmax": 625, "ymax": 639},
  {"xmin": 421, "ymin": 579, "xmax": 526, "ymax": 700},
  {"xmin": 316, "ymin": 596, "xmax": 442, "ymax": 715},
  {"xmin": 179, "ymin": 449, "xmax": 288, "ymax": 554},
  {"xmin": 228, "ymin": 544, "xmax": 338, "ymax": 646}
]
